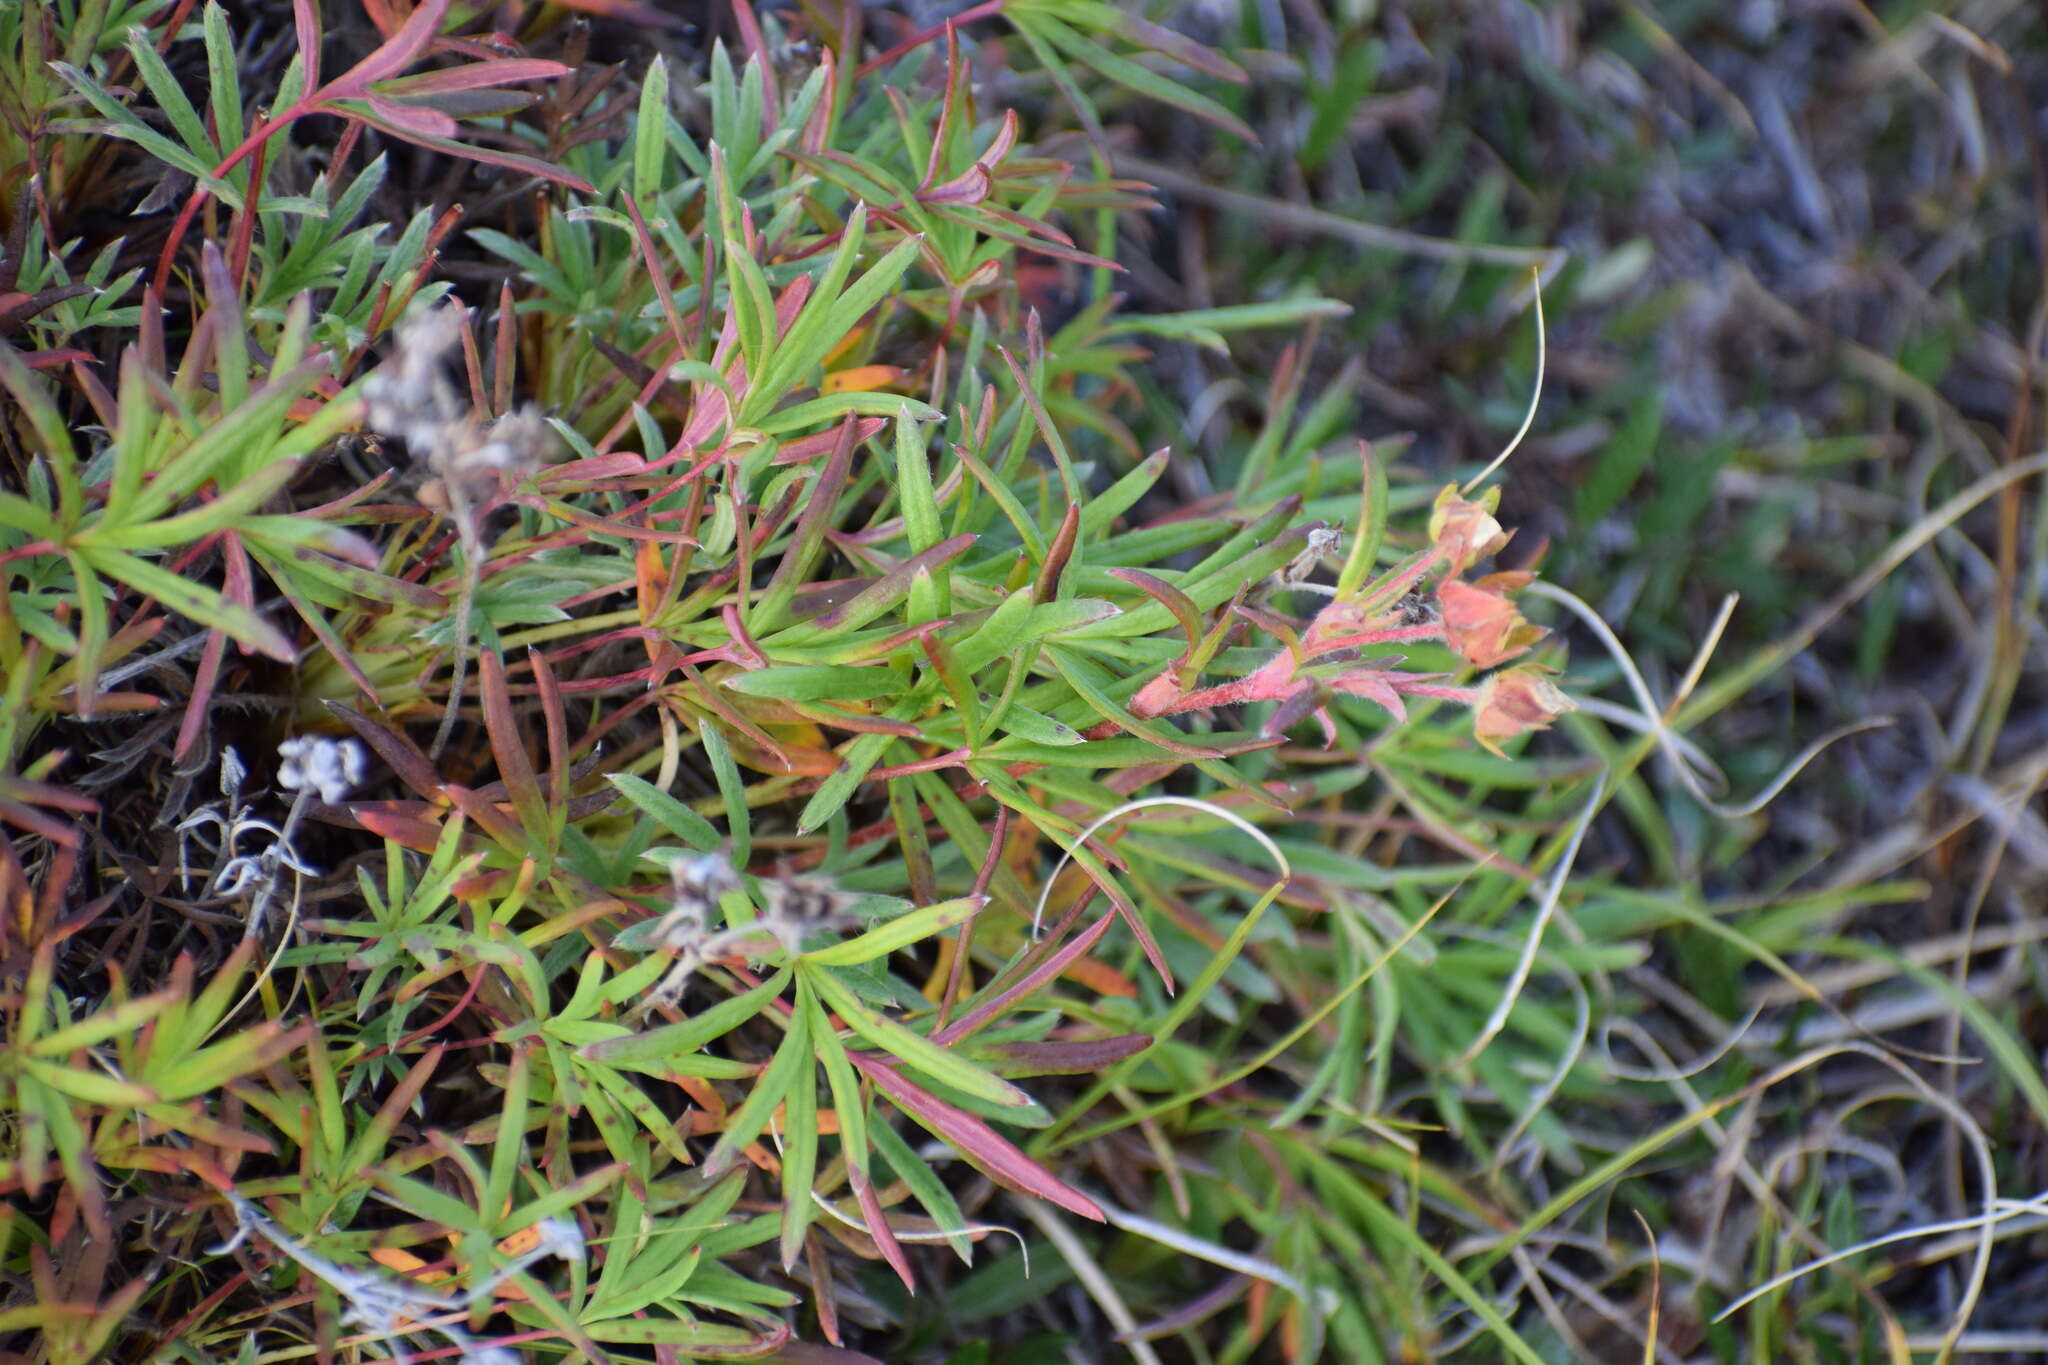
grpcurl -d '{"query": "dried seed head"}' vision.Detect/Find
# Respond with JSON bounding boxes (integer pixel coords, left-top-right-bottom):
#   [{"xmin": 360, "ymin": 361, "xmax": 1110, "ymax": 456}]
[
  {"xmin": 1281, "ymin": 526, "xmax": 1344, "ymax": 585},
  {"xmin": 362, "ymin": 305, "xmax": 557, "ymax": 506},
  {"xmin": 759, "ymin": 868, "xmax": 861, "ymax": 931},
  {"xmin": 276, "ymin": 736, "xmax": 368, "ymax": 805},
  {"xmin": 361, "ymin": 304, "xmax": 466, "ymax": 456},
  {"xmin": 435, "ymin": 403, "xmax": 557, "ymax": 507}
]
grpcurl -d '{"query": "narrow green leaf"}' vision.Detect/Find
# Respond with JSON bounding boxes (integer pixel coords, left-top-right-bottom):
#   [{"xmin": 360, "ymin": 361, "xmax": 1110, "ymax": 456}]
[
  {"xmin": 795, "ymin": 729, "xmax": 896, "ymax": 834},
  {"xmin": 203, "ymin": 3, "xmax": 245, "ymax": 155},
  {"xmin": 126, "ymin": 29, "xmax": 216, "ymax": 169},
  {"xmin": 808, "ymin": 976, "xmax": 867, "ymax": 1176},
  {"xmin": 634, "ymin": 55, "xmax": 671, "ymax": 203},
  {"xmin": 754, "ymin": 390, "xmax": 941, "ymax": 437},
  {"xmin": 804, "ymin": 897, "xmax": 984, "ymax": 968},
  {"xmin": 1336, "ymin": 442, "xmax": 1391, "ymax": 599},
  {"xmin": 80, "ymin": 546, "xmax": 295, "ymax": 661},
  {"xmin": 699, "ymin": 721, "xmax": 751, "ymax": 868},
  {"xmin": 805, "ymin": 965, "xmax": 1031, "ymax": 1110},
  {"xmin": 723, "ymin": 665, "xmax": 904, "ymax": 703},
  {"xmin": 607, "ymin": 773, "xmax": 722, "ymax": 852},
  {"xmin": 869, "ymin": 1116, "xmax": 973, "ymax": 1263},
  {"xmin": 702, "ymin": 1001, "xmax": 811, "ymax": 1178},
  {"xmin": 777, "ymin": 1013, "xmax": 820, "ymax": 1269},
  {"xmin": 581, "ymin": 969, "xmax": 789, "ymax": 1070}
]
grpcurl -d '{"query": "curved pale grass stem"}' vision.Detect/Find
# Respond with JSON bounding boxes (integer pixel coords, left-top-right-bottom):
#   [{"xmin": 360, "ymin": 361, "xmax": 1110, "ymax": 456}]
[
  {"xmin": 1462, "ymin": 266, "xmax": 1547, "ymax": 495},
  {"xmin": 1014, "ymin": 1201, "xmax": 1166, "ymax": 1365},
  {"xmin": 1525, "ymin": 580, "xmax": 1890, "ymax": 818},
  {"xmin": 1030, "ymin": 794, "xmax": 1292, "ymax": 938},
  {"xmin": 1449, "ymin": 777, "xmax": 1603, "ymax": 1071},
  {"xmin": 1712, "ymin": 1067, "xmax": 1999, "ymax": 1361}
]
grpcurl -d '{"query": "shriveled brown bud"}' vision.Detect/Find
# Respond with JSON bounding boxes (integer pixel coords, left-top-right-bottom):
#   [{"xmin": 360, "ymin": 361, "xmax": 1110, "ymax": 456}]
[
  {"xmin": 1473, "ymin": 667, "xmax": 1575, "ymax": 756},
  {"xmin": 1437, "ymin": 571, "xmax": 1544, "ymax": 669},
  {"xmin": 1428, "ymin": 484, "xmax": 1510, "ymax": 574}
]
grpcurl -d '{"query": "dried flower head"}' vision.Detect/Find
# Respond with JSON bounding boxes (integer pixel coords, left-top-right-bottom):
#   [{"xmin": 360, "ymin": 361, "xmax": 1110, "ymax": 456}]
[
  {"xmin": 212, "ymin": 1191, "xmax": 584, "ymax": 1365},
  {"xmin": 363, "ymin": 302, "xmax": 559, "ymax": 757},
  {"xmin": 1428, "ymin": 484, "xmax": 1510, "ymax": 574},
  {"xmin": 361, "ymin": 305, "xmax": 466, "ymax": 453},
  {"xmin": 1473, "ymin": 667, "xmax": 1576, "ymax": 756},
  {"xmin": 1279, "ymin": 525, "xmax": 1345, "ymax": 585},
  {"xmin": 276, "ymin": 735, "xmax": 367, "ymax": 805},
  {"xmin": 624, "ymin": 853, "xmax": 864, "ymax": 1016},
  {"xmin": 642, "ymin": 850, "xmax": 745, "ymax": 951},
  {"xmin": 1437, "ymin": 570, "xmax": 1546, "ymax": 670},
  {"xmin": 363, "ymin": 304, "xmax": 556, "ymax": 510}
]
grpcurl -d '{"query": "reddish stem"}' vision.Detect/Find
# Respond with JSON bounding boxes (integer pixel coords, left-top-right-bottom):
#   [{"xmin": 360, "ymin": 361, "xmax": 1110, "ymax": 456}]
[
  {"xmin": 857, "ymin": 0, "xmax": 1006, "ymax": 76},
  {"xmin": 153, "ymin": 108, "xmax": 300, "ymax": 293}
]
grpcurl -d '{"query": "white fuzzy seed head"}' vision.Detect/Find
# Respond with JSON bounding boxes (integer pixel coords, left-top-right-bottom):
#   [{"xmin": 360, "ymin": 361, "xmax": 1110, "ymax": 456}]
[{"xmin": 276, "ymin": 736, "xmax": 367, "ymax": 805}]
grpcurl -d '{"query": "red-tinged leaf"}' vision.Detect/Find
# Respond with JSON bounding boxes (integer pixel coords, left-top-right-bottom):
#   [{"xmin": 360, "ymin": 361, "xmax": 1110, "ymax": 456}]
[
  {"xmin": 972, "ymin": 1034, "xmax": 1152, "ymax": 1076},
  {"xmin": 1113, "ymin": 892, "xmax": 1174, "ymax": 995},
  {"xmin": 525, "ymin": 649, "xmax": 570, "ymax": 811},
  {"xmin": 374, "ymin": 58, "xmax": 571, "ymax": 96},
  {"xmin": 327, "ymin": 701, "xmax": 444, "ymax": 800},
  {"xmin": 787, "ymin": 703, "xmax": 925, "ymax": 738},
  {"xmin": 849, "ymin": 1161, "xmax": 915, "ymax": 1292},
  {"xmin": 1114, "ymin": 12, "xmax": 1247, "ymax": 81},
  {"xmin": 979, "ymin": 109, "xmax": 1020, "ymax": 172},
  {"xmin": 540, "ymin": 451, "xmax": 649, "ymax": 484},
  {"xmin": 518, "ymin": 493, "xmax": 700, "ymax": 543},
  {"xmin": 772, "ymin": 1344, "xmax": 887, "ymax": 1365},
  {"xmin": 930, "ymin": 205, "xmax": 1121, "ymax": 272},
  {"xmin": 769, "ymin": 417, "xmax": 887, "ymax": 465},
  {"xmin": 935, "ymin": 909, "xmax": 1116, "ymax": 1045},
  {"xmin": 349, "ymin": 803, "xmax": 446, "ymax": 851},
  {"xmin": 0, "ymin": 778, "xmax": 97, "ymax": 815},
  {"xmin": 1329, "ymin": 667, "xmax": 1409, "ymax": 721},
  {"xmin": 361, "ymin": 94, "xmax": 459, "ymax": 139},
  {"xmin": 42, "ymin": 690, "xmax": 163, "ymax": 717},
  {"xmin": 320, "ymin": 0, "xmax": 450, "ymax": 97},
  {"xmin": 0, "ymin": 799, "xmax": 82, "ymax": 845},
  {"xmin": 173, "ymin": 628, "xmax": 229, "ymax": 764},
  {"xmin": 478, "ymin": 654, "xmax": 548, "ymax": 834},
  {"xmin": 340, "ymin": 107, "xmax": 595, "ymax": 192},
  {"xmin": 978, "ymin": 199, "xmax": 1081, "ymax": 249},
  {"xmin": 920, "ymin": 163, "xmax": 990, "ymax": 205},
  {"xmin": 137, "ymin": 1103, "xmax": 273, "ymax": 1152},
  {"xmin": 852, "ymin": 1053, "xmax": 1104, "ymax": 1222},
  {"xmin": 441, "ymin": 782, "xmax": 525, "ymax": 849},
  {"xmin": 449, "ymin": 866, "xmax": 515, "ymax": 899},
  {"xmin": 1108, "ymin": 566, "xmax": 1202, "ymax": 655},
  {"xmin": 18, "ymin": 347, "xmax": 93, "ymax": 370},
  {"xmin": 757, "ymin": 418, "xmax": 857, "ymax": 628},
  {"xmin": 292, "ymin": 0, "xmax": 321, "ymax": 90},
  {"xmin": 805, "ymin": 535, "xmax": 979, "ymax": 633}
]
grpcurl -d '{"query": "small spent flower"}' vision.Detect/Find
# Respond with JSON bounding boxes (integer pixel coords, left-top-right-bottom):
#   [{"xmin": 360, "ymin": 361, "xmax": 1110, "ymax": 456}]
[
  {"xmin": 276, "ymin": 736, "xmax": 367, "ymax": 805},
  {"xmin": 1473, "ymin": 667, "xmax": 1576, "ymax": 756},
  {"xmin": 1279, "ymin": 525, "xmax": 1344, "ymax": 585},
  {"xmin": 1428, "ymin": 484, "xmax": 1510, "ymax": 574},
  {"xmin": 1437, "ymin": 571, "xmax": 1545, "ymax": 669}
]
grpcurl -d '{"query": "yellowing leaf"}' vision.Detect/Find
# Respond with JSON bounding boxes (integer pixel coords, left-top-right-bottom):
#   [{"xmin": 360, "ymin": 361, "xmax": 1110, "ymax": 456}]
[{"xmin": 821, "ymin": 364, "xmax": 907, "ymax": 395}]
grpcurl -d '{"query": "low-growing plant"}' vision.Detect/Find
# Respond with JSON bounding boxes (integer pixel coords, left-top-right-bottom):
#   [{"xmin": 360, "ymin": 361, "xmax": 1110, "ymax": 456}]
[{"xmin": 2, "ymin": 2, "xmax": 2032, "ymax": 1363}]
